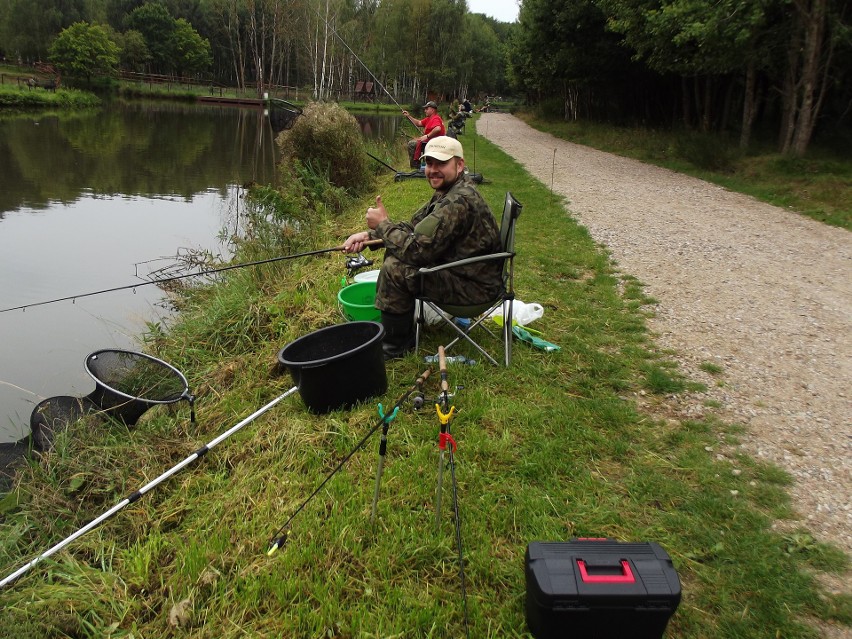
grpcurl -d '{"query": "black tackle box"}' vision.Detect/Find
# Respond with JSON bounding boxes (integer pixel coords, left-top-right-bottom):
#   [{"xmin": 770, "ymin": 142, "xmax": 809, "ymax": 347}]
[{"xmin": 525, "ymin": 539, "xmax": 681, "ymax": 639}]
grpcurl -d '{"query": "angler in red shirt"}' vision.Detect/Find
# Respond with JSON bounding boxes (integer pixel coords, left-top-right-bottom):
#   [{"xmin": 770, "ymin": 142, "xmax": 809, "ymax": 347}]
[{"xmin": 403, "ymin": 100, "xmax": 445, "ymax": 168}]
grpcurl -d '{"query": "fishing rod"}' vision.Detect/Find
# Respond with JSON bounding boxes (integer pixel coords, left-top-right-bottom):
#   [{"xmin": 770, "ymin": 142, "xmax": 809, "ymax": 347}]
[
  {"xmin": 435, "ymin": 346, "xmax": 472, "ymax": 638},
  {"xmin": 310, "ymin": 5, "xmax": 420, "ymax": 135},
  {"xmin": 0, "ymin": 240, "xmax": 385, "ymax": 314},
  {"xmin": 0, "ymin": 386, "xmax": 299, "ymax": 589},
  {"xmin": 366, "ymin": 151, "xmax": 399, "ymax": 174},
  {"xmin": 267, "ymin": 367, "xmax": 432, "ymax": 554}
]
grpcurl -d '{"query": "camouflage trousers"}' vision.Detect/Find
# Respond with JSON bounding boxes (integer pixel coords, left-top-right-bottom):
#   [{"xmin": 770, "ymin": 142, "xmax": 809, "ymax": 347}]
[{"xmin": 375, "ymin": 255, "xmax": 500, "ymax": 314}]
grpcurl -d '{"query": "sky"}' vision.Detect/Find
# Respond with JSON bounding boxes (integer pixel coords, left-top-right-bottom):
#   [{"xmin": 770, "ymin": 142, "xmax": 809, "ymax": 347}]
[{"xmin": 467, "ymin": 0, "xmax": 519, "ymax": 23}]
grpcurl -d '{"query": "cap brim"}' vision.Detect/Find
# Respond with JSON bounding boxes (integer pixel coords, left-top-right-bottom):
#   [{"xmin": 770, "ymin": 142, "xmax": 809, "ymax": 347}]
[{"xmin": 423, "ymin": 152, "xmax": 454, "ymax": 162}]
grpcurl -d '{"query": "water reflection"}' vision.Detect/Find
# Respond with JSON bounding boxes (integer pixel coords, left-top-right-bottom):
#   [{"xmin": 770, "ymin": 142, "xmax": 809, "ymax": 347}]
[
  {"xmin": 0, "ymin": 104, "xmax": 405, "ymax": 443},
  {"xmin": 0, "ymin": 101, "xmax": 277, "ymax": 442}
]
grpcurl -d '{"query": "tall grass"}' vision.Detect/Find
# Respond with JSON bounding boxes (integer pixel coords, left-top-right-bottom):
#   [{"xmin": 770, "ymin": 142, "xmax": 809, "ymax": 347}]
[{"xmin": 0, "ymin": 122, "xmax": 848, "ymax": 638}]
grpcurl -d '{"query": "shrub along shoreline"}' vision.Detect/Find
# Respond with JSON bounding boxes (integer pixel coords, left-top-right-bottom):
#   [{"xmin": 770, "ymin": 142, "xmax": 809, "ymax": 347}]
[
  {"xmin": 0, "ymin": 114, "xmax": 848, "ymax": 637},
  {"xmin": 0, "ymin": 84, "xmax": 101, "ymax": 109}
]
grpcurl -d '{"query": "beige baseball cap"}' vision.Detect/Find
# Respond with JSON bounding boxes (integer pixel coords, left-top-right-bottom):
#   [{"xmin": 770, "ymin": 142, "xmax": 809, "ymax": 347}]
[{"xmin": 423, "ymin": 136, "xmax": 464, "ymax": 161}]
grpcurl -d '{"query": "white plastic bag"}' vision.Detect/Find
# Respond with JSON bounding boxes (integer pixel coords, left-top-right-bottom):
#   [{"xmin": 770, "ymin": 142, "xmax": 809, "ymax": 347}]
[
  {"xmin": 488, "ymin": 301, "xmax": 544, "ymax": 326},
  {"xmin": 415, "ymin": 300, "xmax": 445, "ymax": 326}
]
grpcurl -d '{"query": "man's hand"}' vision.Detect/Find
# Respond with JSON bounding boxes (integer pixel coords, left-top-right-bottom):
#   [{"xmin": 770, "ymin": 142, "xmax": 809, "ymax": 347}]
[
  {"xmin": 366, "ymin": 195, "xmax": 389, "ymax": 230},
  {"xmin": 343, "ymin": 231, "xmax": 371, "ymax": 253}
]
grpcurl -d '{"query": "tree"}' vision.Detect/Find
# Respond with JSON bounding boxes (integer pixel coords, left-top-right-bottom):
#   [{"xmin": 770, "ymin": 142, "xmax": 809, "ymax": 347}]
[
  {"xmin": 124, "ymin": 2, "xmax": 179, "ymax": 72},
  {"xmin": 49, "ymin": 21, "xmax": 120, "ymax": 80},
  {"xmin": 123, "ymin": 1, "xmax": 211, "ymax": 76},
  {"xmin": 510, "ymin": 0, "xmax": 631, "ymax": 119},
  {"xmin": 780, "ymin": 0, "xmax": 849, "ymax": 156},
  {"xmin": 172, "ymin": 17, "xmax": 213, "ymax": 75},
  {"xmin": 112, "ymin": 28, "xmax": 151, "ymax": 72},
  {"xmin": 0, "ymin": 0, "xmax": 89, "ymax": 62}
]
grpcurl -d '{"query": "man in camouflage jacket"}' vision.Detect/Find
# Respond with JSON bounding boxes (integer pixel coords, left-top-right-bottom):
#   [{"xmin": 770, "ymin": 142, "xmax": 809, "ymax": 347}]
[{"xmin": 344, "ymin": 136, "xmax": 501, "ymax": 358}]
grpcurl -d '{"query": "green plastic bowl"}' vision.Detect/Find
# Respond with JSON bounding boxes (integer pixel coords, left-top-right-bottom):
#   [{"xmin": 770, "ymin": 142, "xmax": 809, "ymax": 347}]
[{"xmin": 338, "ymin": 281, "xmax": 380, "ymax": 322}]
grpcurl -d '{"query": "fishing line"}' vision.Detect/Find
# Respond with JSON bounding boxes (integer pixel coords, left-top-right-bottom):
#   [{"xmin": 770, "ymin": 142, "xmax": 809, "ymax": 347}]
[
  {"xmin": 309, "ymin": 5, "xmax": 420, "ymax": 135},
  {"xmin": 266, "ymin": 367, "xmax": 432, "ymax": 554},
  {"xmin": 0, "ymin": 240, "xmax": 384, "ymax": 314}
]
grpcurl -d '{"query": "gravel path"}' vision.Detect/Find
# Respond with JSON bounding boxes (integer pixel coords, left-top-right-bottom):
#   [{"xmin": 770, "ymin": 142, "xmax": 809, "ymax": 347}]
[{"xmin": 478, "ymin": 113, "xmax": 851, "ymax": 617}]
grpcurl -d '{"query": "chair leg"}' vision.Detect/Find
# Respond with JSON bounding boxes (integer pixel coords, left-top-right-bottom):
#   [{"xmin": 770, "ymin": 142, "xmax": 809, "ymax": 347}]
[
  {"xmin": 415, "ymin": 301, "xmax": 423, "ymax": 355},
  {"xmin": 504, "ymin": 298, "xmax": 514, "ymax": 367}
]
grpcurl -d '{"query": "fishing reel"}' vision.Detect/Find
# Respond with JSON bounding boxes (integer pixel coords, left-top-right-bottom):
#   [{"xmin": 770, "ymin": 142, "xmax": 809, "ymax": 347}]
[
  {"xmin": 411, "ymin": 385, "xmax": 464, "ymax": 411},
  {"xmin": 345, "ymin": 253, "xmax": 374, "ymax": 277}
]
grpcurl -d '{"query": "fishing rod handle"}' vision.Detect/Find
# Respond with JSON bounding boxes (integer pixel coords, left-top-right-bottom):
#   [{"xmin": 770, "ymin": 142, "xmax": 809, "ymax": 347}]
[
  {"xmin": 438, "ymin": 346, "xmax": 449, "ymax": 394},
  {"xmin": 335, "ymin": 239, "xmax": 385, "ymax": 252},
  {"xmin": 415, "ymin": 367, "xmax": 432, "ymax": 389}
]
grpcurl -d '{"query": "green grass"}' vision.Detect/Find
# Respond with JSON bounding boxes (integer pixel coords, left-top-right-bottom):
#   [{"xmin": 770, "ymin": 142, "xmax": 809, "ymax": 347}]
[
  {"xmin": 0, "ymin": 83, "xmax": 101, "ymax": 109},
  {"xmin": 0, "ymin": 122, "xmax": 848, "ymax": 638},
  {"xmin": 517, "ymin": 113, "xmax": 852, "ymax": 231}
]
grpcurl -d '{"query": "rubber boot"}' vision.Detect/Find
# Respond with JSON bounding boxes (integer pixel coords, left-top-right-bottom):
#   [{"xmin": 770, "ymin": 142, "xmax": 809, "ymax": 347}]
[{"xmin": 381, "ymin": 311, "xmax": 415, "ymax": 360}]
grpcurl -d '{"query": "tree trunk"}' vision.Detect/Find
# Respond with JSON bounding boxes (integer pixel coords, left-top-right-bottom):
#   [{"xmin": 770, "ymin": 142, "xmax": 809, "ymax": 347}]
[
  {"xmin": 778, "ymin": 29, "xmax": 799, "ymax": 154},
  {"xmin": 702, "ymin": 75, "xmax": 713, "ymax": 132},
  {"xmin": 740, "ymin": 62, "xmax": 757, "ymax": 150},
  {"xmin": 681, "ymin": 76, "xmax": 691, "ymax": 127},
  {"xmin": 791, "ymin": 0, "xmax": 827, "ymax": 156}
]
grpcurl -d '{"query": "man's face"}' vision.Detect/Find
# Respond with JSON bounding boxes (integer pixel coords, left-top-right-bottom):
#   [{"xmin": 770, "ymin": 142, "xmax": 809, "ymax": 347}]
[
  {"xmin": 424, "ymin": 156, "xmax": 465, "ymax": 191},
  {"xmin": 424, "ymin": 106, "xmax": 436, "ymax": 116}
]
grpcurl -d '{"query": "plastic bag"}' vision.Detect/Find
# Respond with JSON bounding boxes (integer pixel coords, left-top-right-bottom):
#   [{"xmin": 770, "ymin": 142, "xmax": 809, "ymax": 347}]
[
  {"xmin": 512, "ymin": 325, "xmax": 560, "ymax": 352},
  {"xmin": 488, "ymin": 301, "xmax": 544, "ymax": 326}
]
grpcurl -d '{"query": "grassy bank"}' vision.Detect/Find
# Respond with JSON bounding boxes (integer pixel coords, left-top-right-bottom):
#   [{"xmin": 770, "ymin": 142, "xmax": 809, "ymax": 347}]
[
  {"xmin": 0, "ymin": 84, "xmax": 101, "ymax": 109},
  {"xmin": 516, "ymin": 113, "xmax": 852, "ymax": 231},
  {"xmin": 0, "ymin": 123, "xmax": 849, "ymax": 638}
]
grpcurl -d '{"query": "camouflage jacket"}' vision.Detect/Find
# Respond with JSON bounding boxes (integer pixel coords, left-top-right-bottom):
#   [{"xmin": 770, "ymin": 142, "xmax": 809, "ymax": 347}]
[{"xmin": 370, "ymin": 174, "xmax": 502, "ymax": 302}]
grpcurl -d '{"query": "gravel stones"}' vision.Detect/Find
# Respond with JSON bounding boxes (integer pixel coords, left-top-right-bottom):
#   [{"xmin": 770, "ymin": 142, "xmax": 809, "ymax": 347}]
[{"xmin": 479, "ymin": 114, "xmax": 851, "ymax": 611}]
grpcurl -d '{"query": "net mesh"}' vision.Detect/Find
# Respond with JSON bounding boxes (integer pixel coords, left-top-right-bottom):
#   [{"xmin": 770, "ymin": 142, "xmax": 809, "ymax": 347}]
[
  {"xmin": 85, "ymin": 349, "xmax": 190, "ymax": 426},
  {"xmin": 30, "ymin": 395, "xmax": 98, "ymax": 451},
  {"xmin": 269, "ymin": 99, "xmax": 302, "ymax": 132},
  {"xmin": 0, "ymin": 352, "xmax": 192, "ymax": 488},
  {"xmin": 85, "ymin": 350, "xmax": 188, "ymax": 404}
]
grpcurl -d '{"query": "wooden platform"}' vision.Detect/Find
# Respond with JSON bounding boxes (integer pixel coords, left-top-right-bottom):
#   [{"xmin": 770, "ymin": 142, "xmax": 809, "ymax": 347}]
[{"xmin": 198, "ymin": 95, "xmax": 266, "ymax": 107}]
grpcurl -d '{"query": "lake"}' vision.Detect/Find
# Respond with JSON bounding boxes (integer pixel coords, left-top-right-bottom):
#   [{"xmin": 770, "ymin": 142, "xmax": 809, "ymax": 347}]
[{"xmin": 0, "ymin": 100, "xmax": 401, "ymax": 443}]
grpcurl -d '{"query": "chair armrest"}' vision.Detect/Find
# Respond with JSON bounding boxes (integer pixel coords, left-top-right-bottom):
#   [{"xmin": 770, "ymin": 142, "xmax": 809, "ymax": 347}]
[{"xmin": 417, "ymin": 252, "xmax": 513, "ymax": 275}]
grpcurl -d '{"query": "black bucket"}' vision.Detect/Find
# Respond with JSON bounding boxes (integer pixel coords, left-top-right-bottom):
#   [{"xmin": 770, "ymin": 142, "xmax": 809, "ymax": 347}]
[{"xmin": 277, "ymin": 322, "xmax": 387, "ymax": 414}]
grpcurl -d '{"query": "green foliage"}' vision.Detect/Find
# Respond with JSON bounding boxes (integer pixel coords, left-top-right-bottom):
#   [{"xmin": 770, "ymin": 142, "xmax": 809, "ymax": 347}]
[
  {"xmin": 123, "ymin": 2, "xmax": 211, "ymax": 76},
  {"xmin": 0, "ymin": 84, "xmax": 100, "ymax": 109},
  {"xmin": 276, "ymin": 101, "xmax": 373, "ymax": 198},
  {"xmin": 48, "ymin": 22, "xmax": 120, "ymax": 80},
  {"xmin": 673, "ymin": 131, "xmax": 741, "ymax": 172},
  {"xmin": 112, "ymin": 28, "xmax": 151, "ymax": 72},
  {"xmin": 0, "ymin": 123, "xmax": 848, "ymax": 637},
  {"xmin": 170, "ymin": 17, "xmax": 213, "ymax": 75}
]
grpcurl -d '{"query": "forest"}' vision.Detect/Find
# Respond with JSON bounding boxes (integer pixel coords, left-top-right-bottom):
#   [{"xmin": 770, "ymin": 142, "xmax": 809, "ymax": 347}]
[{"xmin": 1, "ymin": 0, "xmax": 849, "ymax": 156}]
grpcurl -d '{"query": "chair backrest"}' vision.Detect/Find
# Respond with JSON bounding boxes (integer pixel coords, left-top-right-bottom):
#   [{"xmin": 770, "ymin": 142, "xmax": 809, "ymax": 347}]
[{"xmin": 500, "ymin": 191, "xmax": 522, "ymax": 253}]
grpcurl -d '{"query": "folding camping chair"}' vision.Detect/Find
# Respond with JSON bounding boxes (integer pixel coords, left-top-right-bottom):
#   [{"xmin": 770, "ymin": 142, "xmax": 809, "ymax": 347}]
[{"xmin": 415, "ymin": 191, "xmax": 522, "ymax": 366}]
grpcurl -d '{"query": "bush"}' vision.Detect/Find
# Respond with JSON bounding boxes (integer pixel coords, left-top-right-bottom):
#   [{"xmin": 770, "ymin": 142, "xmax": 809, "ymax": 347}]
[
  {"xmin": 674, "ymin": 132, "xmax": 740, "ymax": 172},
  {"xmin": 276, "ymin": 101, "xmax": 372, "ymax": 196}
]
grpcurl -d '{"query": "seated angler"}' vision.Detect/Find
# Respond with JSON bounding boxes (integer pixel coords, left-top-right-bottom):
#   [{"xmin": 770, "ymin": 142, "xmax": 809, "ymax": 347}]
[
  {"xmin": 343, "ymin": 137, "xmax": 502, "ymax": 359},
  {"xmin": 402, "ymin": 100, "xmax": 445, "ymax": 168}
]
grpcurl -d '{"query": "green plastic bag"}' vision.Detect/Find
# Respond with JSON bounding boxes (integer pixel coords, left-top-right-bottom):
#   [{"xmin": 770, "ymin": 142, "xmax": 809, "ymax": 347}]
[{"xmin": 512, "ymin": 325, "xmax": 560, "ymax": 352}]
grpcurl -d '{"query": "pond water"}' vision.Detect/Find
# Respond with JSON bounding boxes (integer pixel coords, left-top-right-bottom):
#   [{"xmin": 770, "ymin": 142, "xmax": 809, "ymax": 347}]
[{"xmin": 0, "ymin": 100, "xmax": 402, "ymax": 443}]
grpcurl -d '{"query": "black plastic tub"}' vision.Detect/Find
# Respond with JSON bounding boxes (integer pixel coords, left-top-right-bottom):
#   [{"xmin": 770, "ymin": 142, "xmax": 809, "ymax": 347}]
[{"xmin": 277, "ymin": 322, "xmax": 387, "ymax": 414}]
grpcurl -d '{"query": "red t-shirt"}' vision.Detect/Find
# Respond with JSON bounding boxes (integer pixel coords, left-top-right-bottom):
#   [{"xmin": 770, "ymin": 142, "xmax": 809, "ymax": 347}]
[{"xmin": 421, "ymin": 113, "xmax": 445, "ymax": 137}]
